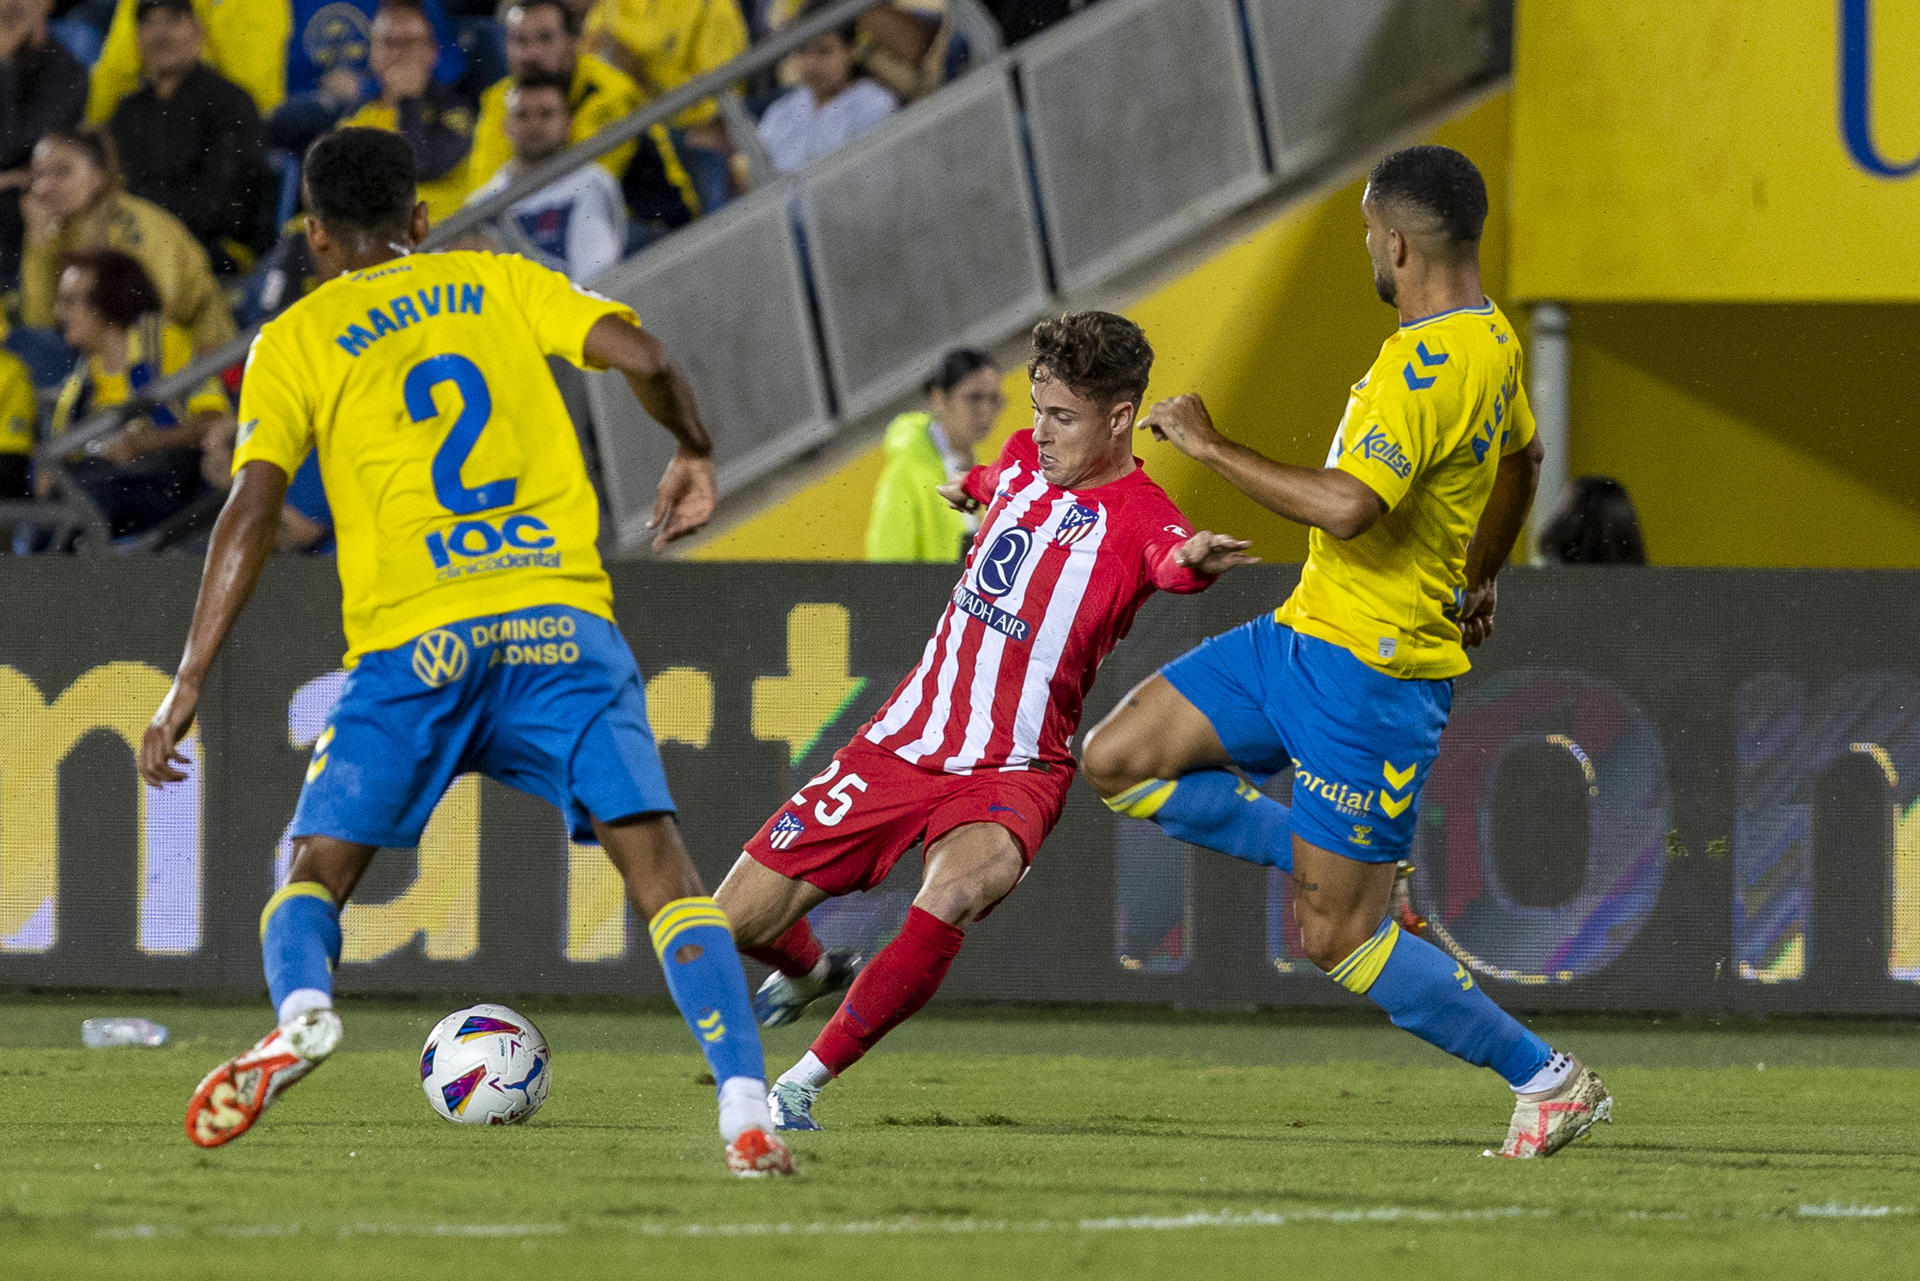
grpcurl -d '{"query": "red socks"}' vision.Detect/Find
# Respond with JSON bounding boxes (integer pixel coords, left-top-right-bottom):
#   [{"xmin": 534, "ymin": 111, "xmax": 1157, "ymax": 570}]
[
  {"xmin": 812, "ymin": 907, "xmax": 965, "ymax": 1076},
  {"xmin": 743, "ymin": 918, "xmax": 825, "ymax": 978}
]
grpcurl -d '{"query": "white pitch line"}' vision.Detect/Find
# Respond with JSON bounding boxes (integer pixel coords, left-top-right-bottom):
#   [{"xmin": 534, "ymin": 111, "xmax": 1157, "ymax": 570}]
[{"xmin": 91, "ymin": 1204, "xmax": 1913, "ymax": 1243}]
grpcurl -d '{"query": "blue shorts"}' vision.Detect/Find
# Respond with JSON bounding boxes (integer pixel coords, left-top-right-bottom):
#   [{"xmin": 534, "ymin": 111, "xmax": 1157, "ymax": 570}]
[
  {"xmin": 1160, "ymin": 615, "xmax": 1452, "ymax": 862},
  {"xmin": 292, "ymin": 605, "xmax": 673, "ymax": 847}
]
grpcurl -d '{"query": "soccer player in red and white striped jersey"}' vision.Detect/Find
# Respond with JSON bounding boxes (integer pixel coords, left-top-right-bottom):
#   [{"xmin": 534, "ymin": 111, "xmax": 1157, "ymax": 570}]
[{"xmin": 715, "ymin": 312, "xmax": 1255, "ymax": 1130}]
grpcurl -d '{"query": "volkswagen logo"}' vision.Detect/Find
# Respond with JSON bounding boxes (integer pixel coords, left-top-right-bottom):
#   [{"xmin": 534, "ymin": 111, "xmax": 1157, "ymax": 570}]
[
  {"xmin": 410, "ymin": 629, "xmax": 470, "ymax": 687},
  {"xmin": 974, "ymin": 526, "xmax": 1034, "ymax": 598}
]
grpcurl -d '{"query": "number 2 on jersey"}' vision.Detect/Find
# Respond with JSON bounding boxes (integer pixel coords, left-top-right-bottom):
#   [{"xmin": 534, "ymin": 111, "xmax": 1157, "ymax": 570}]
[
  {"xmin": 406, "ymin": 354, "xmax": 514, "ymax": 515},
  {"xmin": 408, "ymin": 354, "xmax": 554, "ymax": 573}
]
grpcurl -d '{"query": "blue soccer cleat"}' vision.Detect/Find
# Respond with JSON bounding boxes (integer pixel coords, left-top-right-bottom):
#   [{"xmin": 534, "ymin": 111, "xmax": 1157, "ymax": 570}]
[
  {"xmin": 768, "ymin": 1079, "xmax": 823, "ymax": 1132},
  {"xmin": 752, "ymin": 948, "xmax": 864, "ymax": 1028}
]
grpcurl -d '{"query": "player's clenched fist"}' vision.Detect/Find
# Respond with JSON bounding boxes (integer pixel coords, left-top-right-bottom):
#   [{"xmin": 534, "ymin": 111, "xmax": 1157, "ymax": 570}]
[{"xmin": 1141, "ymin": 393, "xmax": 1224, "ymax": 462}]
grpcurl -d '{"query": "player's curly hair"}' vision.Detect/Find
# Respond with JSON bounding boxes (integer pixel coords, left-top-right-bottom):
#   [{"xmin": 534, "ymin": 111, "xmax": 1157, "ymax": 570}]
[
  {"xmin": 1366, "ymin": 145, "xmax": 1487, "ymax": 252},
  {"xmin": 1027, "ymin": 311, "xmax": 1154, "ymax": 408},
  {"xmin": 302, "ymin": 128, "xmax": 418, "ymax": 238}
]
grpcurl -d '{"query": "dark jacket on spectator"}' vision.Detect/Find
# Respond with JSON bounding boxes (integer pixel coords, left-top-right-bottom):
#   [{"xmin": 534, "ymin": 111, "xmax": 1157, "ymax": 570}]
[
  {"xmin": 0, "ymin": 37, "xmax": 87, "ymax": 279},
  {"xmin": 109, "ymin": 63, "xmax": 275, "ymax": 273},
  {"xmin": 987, "ymin": 0, "xmax": 1092, "ymax": 43}
]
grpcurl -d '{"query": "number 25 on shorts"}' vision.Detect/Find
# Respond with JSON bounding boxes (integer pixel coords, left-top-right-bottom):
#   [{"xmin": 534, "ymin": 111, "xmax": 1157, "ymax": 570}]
[{"xmin": 791, "ymin": 759, "xmax": 868, "ymax": 827}]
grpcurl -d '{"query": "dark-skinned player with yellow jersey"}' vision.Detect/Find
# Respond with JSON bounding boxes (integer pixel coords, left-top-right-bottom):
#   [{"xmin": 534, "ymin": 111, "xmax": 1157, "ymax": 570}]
[
  {"xmin": 1083, "ymin": 146, "xmax": 1613, "ymax": 1160},
  {"xmin": 136, "ymin": 128, "xmax": 795, "ymax": 1177}
]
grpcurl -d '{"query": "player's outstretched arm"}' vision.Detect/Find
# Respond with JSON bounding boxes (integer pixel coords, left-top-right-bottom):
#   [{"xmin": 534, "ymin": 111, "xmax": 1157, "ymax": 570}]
[
  {"xmin": 1457, "ymin": 430, "xmax": 1545, "ymax": 648},
  {"xmin": 139, "ymin": 459, "xmax": 288, "ymax": 785},
  {"xmin": 1141, "ymin": 394, "xmax": 1383, "ymax": 539},
  {"xmin": 582, "ymin": 315, "xmax": 717, "ymax": 553}
]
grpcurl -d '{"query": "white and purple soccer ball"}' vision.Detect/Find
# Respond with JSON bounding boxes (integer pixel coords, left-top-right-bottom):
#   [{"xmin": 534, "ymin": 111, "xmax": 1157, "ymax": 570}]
[{"xmin": 420, "ymin": 1003, "xmax": 551, "ymax": 1125}]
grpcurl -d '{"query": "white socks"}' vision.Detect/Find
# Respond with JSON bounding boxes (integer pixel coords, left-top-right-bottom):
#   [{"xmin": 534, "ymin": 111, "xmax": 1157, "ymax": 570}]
[
  {"xmin": 276, "ymin": 988, "xmax": 333, "ymax": 1028},
  {"xmin": 718, "ymin": 1075, "xmax": 774, "ymax": 1142},
  {"xmin": 779, "ymin": 1051, "xmax": 832, "ymax": 1092},
  {"xmin": 1515, "ymin": 1050, "xmax": 1575, "ymax": 1096}
]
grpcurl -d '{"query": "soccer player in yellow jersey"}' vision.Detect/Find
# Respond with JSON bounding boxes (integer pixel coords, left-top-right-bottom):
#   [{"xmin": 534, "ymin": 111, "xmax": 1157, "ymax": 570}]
[
  {"xmin": 1083, "ymin": 146, "xmax": 1613, "ymax": 1160},
  {"xmin": 135, "ymin": 129, "xmax": 794, "ymax": 1177}
]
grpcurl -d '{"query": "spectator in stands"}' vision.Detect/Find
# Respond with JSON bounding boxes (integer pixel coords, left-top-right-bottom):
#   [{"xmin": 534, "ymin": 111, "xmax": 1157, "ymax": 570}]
[
  {"xmin": 1539, "ymin": 475, "xmax": 1647, "ymax": 565},
  {"xmin": 20, "ymin": 127, "xmax": 236, "ymax": 350},
  {"xmin": 469, "ymin": 0, "xmax": 697, "ymax": 229},
  {"xmin": 0, "ymin": 0, "xmax": 85, "ymax": 281},
  {"xmin": 765, "ymin": 0, "xmax": 950, "ymax": 104},
  {"xmin": 270, "ymin": 0, "xmax": 467, "ymax": 155},
  {"xmin": 108, "ymin": 0, "xmax": 274, "ymax": 274},
  {"xmin": 338, "ymin": 0, "xmax": 474, "ymax": 222},
  {"xmin": 244, "ymin": 216, "xmax": 317, "ymax": 324},
  {"xmin": 0, "ymin": 332, "xmax": 37, "ymax": 507},
  {"xmin": 86, "ymin": 0, "xmax": 289, "ymax": 124},
  {"xmin": 584, "ymin": 0, "xmax": 743, "ymax": 151},
  {"xmin": 467, "ymin": 72, "xmax": 625, "ymax": 279},
  {"xmin": 865, "ymin": 347, "xmax": 1002, "ymax": 562},
  {"xmin": 40, "ymin": 249, "xmax": 230, "ymax": 538},
  {"xmin": 757, "ymin": 10, "xmax": 894, "ymax": 174}
]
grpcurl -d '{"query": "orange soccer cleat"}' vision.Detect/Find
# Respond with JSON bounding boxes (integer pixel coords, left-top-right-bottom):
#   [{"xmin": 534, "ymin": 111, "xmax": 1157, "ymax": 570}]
[
  {"xmin": 185, "ymin": 1009, "xmax": 343, "ymax": 1148},
  {"xmin": 726, "ymin": 1126, "xmax": 798, "ymax": 1178}
]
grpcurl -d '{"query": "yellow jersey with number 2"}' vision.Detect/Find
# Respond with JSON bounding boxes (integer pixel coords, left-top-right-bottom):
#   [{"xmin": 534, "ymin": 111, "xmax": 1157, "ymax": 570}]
[
  {"xmin": 1277, "ymin": 299, "xmax": 1536, "ymax": 681},
  {"xmin": 234, "ymin": 251, "xmax": 634, "ymax": 665}
]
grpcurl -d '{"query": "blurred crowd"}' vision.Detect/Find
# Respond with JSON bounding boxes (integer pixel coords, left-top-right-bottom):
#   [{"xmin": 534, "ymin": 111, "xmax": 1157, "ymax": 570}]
[{"xmin": 0, "ymin": 0, "xmax": 1101, "ymax": 550}]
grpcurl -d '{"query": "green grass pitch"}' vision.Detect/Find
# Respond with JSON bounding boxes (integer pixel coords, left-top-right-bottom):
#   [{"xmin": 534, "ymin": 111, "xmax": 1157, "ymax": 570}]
[{"xmin": 4, "ymin": 996, "xmax": 1918, "ymax": 1279}]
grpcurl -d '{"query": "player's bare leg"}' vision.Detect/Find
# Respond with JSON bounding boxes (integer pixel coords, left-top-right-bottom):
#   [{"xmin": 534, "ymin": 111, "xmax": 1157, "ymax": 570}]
[
  {"xmin": 597, "ymin": 814, "xmax": 794, "ymax": 1176},
  {"xmin": 186, "ymin": 835, "xmax": 373, "ymax": 1148},
  {"xmin": 1082, "ymin": 675, "xmax": 1293, "ymax": 871},
  {"xmin": 1085, "ymin": 674, "xmax": 1428, "ymax": 931},
  {"xmin": 768, "ymin": 823, "xmax": 1025, "ymax": 1130},
  {"xmin": 1289, "ymin": 836, "xmax": 1611, "ymax": 1157},
  {"xmin": 715, "ymin": 854, "xmax": 862, "ymax": 1029},
  {"xmin": 717, "ymin": 854, "xmax": 831, "ymax": 947}
]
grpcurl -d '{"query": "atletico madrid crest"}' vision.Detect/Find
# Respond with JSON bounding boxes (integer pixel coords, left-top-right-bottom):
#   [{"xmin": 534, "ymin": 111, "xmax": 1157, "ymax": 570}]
[{"xmin": 1053, "ymin": 504, "xmax": 1100, "ymax": 547}]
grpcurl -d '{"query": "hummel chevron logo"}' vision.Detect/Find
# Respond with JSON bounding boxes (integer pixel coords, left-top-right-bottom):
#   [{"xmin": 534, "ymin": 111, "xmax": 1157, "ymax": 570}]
[
  {"xmin": 1401, "ymin": 341, "xmax": 1448, "ymax": 391},
  {"xmin": 1378, "ymin": 792, "xmax": 1412, "ymax": 819},
  {"xmin": 1382, "ymin": 760, "xmax": 1417, "ymax": 790}
]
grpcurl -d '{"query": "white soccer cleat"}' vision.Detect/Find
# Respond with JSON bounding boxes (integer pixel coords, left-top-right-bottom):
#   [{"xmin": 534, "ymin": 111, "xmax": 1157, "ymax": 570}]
[
  {"xmin": 1487, "ymin": 1058, "xmax": 1613, "ymax": 1159},
  {"xmin": 767, "ymin": 1078, "xmax": 823, "ymax": 1131},
  {"xmin": 184, "ymin": 1008, "xmax": 343, "ymax": 1149},
  {"xmin": 752, "ymin": 948, "xmax": 863, "ymax": 1028},
  {"xmin": 726, "ymin": 1127, "xmax": 798, "ymax": 1177}
]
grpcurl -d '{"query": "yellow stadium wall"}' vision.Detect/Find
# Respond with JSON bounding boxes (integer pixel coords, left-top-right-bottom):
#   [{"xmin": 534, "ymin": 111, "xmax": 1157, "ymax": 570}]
[
  {"xmin": 1564, "ymin": 305, "xmax": 1920, "ymax": 567},
  {"xmin": 694, "ymin": 90, "xmax": 1920, "ymax": 568}
]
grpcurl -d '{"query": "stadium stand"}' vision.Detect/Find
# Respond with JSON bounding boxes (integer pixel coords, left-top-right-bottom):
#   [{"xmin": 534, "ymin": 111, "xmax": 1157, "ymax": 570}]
[{"xmin": 17, "ymin": 0, "xmax": 1503, "ymax": 553}]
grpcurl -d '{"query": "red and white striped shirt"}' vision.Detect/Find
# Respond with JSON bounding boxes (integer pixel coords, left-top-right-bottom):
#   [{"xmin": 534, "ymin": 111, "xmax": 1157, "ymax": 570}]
[{"xmin": 863, "ymin": 431, "xmax": 1213, "ymax": 773}]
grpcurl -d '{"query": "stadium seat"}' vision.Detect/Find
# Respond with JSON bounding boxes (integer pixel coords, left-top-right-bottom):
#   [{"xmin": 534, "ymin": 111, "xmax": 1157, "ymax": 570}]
[{"xmin": 5, "ymin": 328, "xmax": 76, "ymax": 389}]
